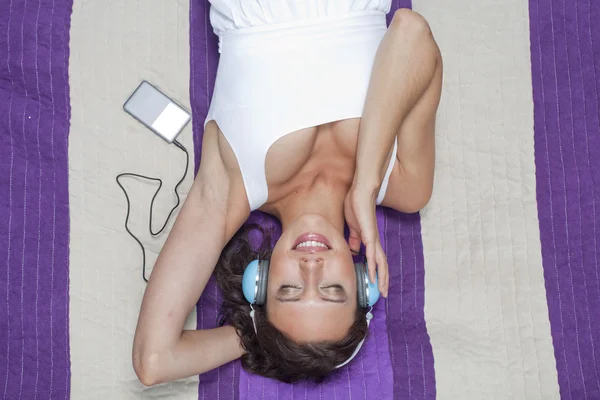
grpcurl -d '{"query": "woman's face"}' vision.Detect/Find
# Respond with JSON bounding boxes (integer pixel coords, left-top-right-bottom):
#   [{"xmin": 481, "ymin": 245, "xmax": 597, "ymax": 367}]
[{"xmin": 266, "ymin": 214, "xmax": 357, "ymax": 342}]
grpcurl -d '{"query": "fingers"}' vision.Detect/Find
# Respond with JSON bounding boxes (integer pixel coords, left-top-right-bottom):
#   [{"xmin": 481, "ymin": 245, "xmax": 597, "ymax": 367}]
[
  {"xmin": 344, "ymin": 189, "xmax": 389, "ymax": 297},
  {"xmin": 348, "ymin": 228, "xmax": 362, "ymax": 253},
  {"xmin": 366, "ymin": 242, "xmax": 389, "ymax": 298},
  {"xmin": 344, "ymin": 196, "xmax": 362, "ymax": 253},
  {"xmin": 376, "ymin": 243, "xmax": 389, "ymax": 298},
  {"xmin": 366, "ymin": 245, "xmax": 377, "ymax": 285}
]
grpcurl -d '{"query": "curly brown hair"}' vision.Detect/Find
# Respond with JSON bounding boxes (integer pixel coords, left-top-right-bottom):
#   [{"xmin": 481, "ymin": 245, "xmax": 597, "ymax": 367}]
[{"xmin": 214, "ymin": 222, "xmax": 368, "ymax": 383}]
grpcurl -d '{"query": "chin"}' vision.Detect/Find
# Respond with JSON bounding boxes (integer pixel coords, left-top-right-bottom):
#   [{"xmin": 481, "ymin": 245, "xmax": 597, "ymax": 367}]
[{"xmin": 293, "ymin": 214, "xmax": 331, "ymax": 226}]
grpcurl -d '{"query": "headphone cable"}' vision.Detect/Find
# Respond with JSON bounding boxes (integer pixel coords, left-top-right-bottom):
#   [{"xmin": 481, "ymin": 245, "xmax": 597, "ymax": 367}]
[{"xmin": 115, "ymin": 140, "xmax": 189, "ymax": 282}]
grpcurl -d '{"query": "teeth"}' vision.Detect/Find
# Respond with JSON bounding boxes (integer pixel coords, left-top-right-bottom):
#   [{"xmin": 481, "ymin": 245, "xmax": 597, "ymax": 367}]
[{"xmin": 296, "ymin": 240, "xmax": 328, "ymax": 249}]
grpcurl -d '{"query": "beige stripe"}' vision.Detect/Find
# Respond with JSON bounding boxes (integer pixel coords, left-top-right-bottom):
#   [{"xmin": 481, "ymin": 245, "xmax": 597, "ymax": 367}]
[
  {"xmin": 68, "ymin": 0, "xmax": 198, "ymax": 398},
  {"xmin": 413, "ymin": 0, "xmax": 560, "ymax": 398}
]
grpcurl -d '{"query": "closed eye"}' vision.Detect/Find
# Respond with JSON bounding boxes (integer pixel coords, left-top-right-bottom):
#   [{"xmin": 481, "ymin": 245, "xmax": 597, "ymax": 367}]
[
  {"xmin": 320, "ymin": 284, "xmax": 347, "ymax": 303},
  {"xmin": 320, "ymin": 284, "xmax": 344, "ymax": 294},
  {"xmin": 276, "ymin": 285, "xmax": 302, "ymax": 303},
  {"xmin": 279, "ymin": 285, "xmax": 301, "ymax": 291},
  {"xmin": 321, "ymin": 284, "xmax": 343, "ymax": 290},
  {"xmin": 275, "ymin": 285, "xmax": 348, "ymax": 304},
  {"xmin": 277, "ymin": 284, "xmax": 302, "ymax": 296}
]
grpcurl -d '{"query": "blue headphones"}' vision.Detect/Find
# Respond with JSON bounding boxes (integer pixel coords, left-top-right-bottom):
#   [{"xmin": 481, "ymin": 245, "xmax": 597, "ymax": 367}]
[
  {"xmin": 242, "ymin": 259, "xmax": 380, "ymax": 308},
  {"xmin": 242, "ymin": 259, "xmax": 379, "ymax": 368}
]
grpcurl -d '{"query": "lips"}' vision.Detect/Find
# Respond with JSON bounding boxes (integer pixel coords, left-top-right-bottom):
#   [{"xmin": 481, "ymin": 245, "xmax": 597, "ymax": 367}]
[{"xmin": 292, "ymin": 233, "xmax": 332, "ymax": 253}]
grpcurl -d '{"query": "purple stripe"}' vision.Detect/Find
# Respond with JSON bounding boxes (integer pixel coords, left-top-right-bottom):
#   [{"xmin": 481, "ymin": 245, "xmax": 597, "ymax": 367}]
[
  {"xmin": 529, "ymin": 0, "xmax": 600, "ymax": 398},
  {"xmin": 190, "ymin": 1, "xmax": 238, "ymax": 399},
  {"xmin": 385, "ymin": 2, "xmax": 436, "ymax": 399},
  {"xmin": 195, "ymin": 278, "xmax": 238, "ymax": 400},
  {"xmin": 237, "ymin": 293, "xmax": 394, "ymax": 400},
  {"xmin": 380, "ymin": 209, "xmax": 435, "ymax": 400},
  {"xmin": 0, "ymin": 0, "xmax": 73, "ymax": 399},
  {"xmin": 190, "ymin": 0, "xmax": 218, "ymax": 175}
]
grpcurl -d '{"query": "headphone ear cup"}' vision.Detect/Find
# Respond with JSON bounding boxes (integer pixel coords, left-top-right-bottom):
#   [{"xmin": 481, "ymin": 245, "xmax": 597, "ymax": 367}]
[
  {"xmin": 355, "ymin": 263, "xmax": 368, "ymax": 309},
  {"xmin": 365, "ymin": 266, "xmax": 380, "ymax": 307},
  {"xmin": 242, "ymin": 260, "xmax": 260, "ymax": 304},
  {"xmin": 255, "ymin": 260, "xmax": 269, "ymax": 306}
]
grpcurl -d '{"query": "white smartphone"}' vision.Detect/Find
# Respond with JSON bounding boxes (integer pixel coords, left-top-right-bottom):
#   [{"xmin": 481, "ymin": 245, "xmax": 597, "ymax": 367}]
[{"xmin": 123, "ymin": 81, "xmax": 191, "ymax": 143}]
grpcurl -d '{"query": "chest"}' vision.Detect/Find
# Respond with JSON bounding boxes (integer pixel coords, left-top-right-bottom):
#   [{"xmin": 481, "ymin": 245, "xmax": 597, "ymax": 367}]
[
  {"xmin": 265, "ymin": 119, "xmax": 360, "ymax": 188},
  {"xmin": 216, "ymin": 118, "xmax": 361, "ymax": 211}
]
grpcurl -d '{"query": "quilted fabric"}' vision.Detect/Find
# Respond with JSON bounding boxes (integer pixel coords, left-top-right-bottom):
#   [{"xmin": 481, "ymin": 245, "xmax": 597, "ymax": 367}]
[{"xmin": 1, "ymin": 0, "xmax": 599, "ymax": 398}]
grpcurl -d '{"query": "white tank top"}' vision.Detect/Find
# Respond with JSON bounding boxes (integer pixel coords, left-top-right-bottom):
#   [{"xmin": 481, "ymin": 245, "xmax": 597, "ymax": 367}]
[
  {"xmin": 209, "ymin": 0, "xmax": 391, "ymax": 35},
  {"xmin": 206, "ymin": 0, "xmax": 396, "ymax": 211}
]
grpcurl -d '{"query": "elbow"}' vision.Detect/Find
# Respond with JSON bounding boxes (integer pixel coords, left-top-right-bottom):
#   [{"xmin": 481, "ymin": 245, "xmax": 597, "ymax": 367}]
[
  {"xmin": 401, "ymin": 202, "xmax": 427, "ymax": 215},
  {"xmin": 402, "ymin": 189, "xmax": 433, "ymax": 214},
  {"xmin": 133, "ymin": 349, "xmax": 164, "ymax": 387}
]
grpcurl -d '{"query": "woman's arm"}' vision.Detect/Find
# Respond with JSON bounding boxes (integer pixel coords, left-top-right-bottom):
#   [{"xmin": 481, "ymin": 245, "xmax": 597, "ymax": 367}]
[
  {"xmin": 132, "ymin": 127, "xmax": 249, "ymax": 386},
  {"xmin": 345, "ymin": 11, "xmax": 441, "ymax": 292},
  {"xmin": 354, "ymin": 10, "xmax": 440, "ymax": 211}
]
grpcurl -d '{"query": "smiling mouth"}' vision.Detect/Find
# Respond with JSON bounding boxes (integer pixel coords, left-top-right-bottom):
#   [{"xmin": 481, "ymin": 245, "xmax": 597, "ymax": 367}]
[{"xmin": 292, "ymin": 233, "xmax": 332, "ymax": 253}]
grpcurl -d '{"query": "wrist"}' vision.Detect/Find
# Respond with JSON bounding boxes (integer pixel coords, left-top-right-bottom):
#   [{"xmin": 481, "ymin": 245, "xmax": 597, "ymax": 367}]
[
  {"xmin": 354, "ymin": 145, "xmax": 394, "ymax": 194},
  {"xmin": 352, "ymin": 170, "xmax": 381, "ymax": 192},
  {"xmin": 350, "ymin": 176, "xmax": 380, "ymax": 202}
]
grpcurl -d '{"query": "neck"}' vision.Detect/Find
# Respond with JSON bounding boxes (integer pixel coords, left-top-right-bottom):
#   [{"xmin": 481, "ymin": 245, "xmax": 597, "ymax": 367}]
[{"xmin": 273, "ymin": 179, "xmax": 349, "ymax": 233}]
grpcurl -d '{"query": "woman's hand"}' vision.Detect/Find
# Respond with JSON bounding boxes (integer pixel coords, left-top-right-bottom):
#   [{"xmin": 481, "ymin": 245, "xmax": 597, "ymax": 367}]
[{"xmin": 344, "ymin": 183, "xmax": 389, "ymax": 297}]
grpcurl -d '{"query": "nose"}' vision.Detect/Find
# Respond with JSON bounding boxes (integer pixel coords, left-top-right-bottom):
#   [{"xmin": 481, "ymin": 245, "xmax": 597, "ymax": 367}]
[
  {"xmin": 298, "ymin": 256, "xmax": 324, "ymax": 271},
  {"xmin": 299, "ymin": 257, "xmax": 323, "ymax": 289}
]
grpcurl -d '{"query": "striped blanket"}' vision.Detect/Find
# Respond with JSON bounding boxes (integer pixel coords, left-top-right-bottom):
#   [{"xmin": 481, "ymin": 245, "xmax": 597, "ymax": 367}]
[{"xmin": 0, "ymin": 0, "xmax": 598, "ymax": 398}]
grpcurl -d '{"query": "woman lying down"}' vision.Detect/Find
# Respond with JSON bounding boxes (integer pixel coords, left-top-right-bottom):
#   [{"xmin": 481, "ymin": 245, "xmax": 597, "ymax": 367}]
[{"xmin": 133, "ymin": 0, "xmax": 442, "ymax": 385}]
